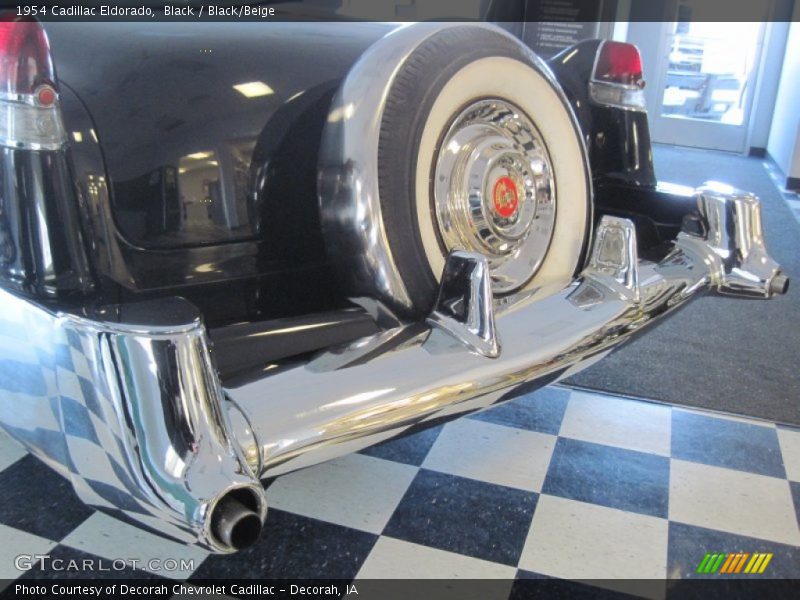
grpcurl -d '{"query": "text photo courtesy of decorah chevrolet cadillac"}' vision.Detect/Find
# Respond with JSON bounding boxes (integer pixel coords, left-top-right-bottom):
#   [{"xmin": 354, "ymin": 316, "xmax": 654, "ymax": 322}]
[{"xmin": 0, "ymin": 3, "xmax": 798, "ymax": 593}]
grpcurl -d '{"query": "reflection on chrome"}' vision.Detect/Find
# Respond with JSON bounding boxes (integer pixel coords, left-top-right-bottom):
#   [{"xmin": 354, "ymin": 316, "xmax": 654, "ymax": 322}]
[
  {"xmin": 427, "ymin": 250, "xmax": 499, "ymax": 358},
  {"xmin": 433, "ymin": 98, "xmax": 557, "ymax": 294},
  {"xmin": 585, "ymin": 216, "xmax": 639, "ymax": 303},
  {"xmin": 0, "ymin": 296, "xmax": 265, "ymax": 553}
]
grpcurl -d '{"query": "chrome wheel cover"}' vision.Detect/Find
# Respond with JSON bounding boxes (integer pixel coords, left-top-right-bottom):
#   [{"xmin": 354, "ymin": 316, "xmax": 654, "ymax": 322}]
[{"xmin": 433, "ymin": 99, "xmax": 556, "ymax": 293}]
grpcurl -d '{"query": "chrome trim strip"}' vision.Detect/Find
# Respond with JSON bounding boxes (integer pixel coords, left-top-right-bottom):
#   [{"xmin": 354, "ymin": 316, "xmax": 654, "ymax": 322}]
[
  {"xmin": 588, "ymin": 80, "xmax": 648, "ymax": 112},
  {"xmin": 0, "ymin": 138, "xmax": 66, "ymax": 152},
  {"xmin": 0, "ymin": 90, "xmax": 61, "ymax": 107},
  {"xmin": 0, "ymin": 183, "xmax": 787, "ymax": 550}
]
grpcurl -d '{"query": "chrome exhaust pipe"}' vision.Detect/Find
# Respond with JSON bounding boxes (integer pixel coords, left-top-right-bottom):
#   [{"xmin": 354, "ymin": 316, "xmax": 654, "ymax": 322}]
[
  {"xmin": 0, "ymin": 183, "xmax": 787, "ymax": 551},
  {"xmin": 209, "ymin": 488, "xmax": 265, "ymax": 551},
  {"xmin": 770, "ymin": 274, "xmax": 790, "ymax": 296}
]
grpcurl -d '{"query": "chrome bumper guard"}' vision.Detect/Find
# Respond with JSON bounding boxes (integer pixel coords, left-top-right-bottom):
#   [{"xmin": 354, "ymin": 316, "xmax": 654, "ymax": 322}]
[{"xmin": 0, "ymin": 183, "xmax": 788, "ymax": 552}]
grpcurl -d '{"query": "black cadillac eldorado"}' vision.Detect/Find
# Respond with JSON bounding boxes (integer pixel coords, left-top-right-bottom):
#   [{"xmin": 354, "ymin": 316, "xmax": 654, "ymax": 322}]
[{"xmin": 0, "ymin": 14, "xmax": 789, "ymax": 552}]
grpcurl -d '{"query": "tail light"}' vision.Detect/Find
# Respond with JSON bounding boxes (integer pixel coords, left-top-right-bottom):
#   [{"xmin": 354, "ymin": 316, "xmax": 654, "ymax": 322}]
[
  {"xmin": 589, "ymin": 41, "xmax": 647, "ymax": 112},
  {"xmin": 0, "ymin": 15, "xmax": 66, "ymax": 149}
]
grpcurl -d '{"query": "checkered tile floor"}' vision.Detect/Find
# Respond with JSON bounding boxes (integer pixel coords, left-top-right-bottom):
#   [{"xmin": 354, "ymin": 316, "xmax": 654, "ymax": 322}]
[{"xmin": 1, "ymin": 386, "xmax": 798, "ymax": 595}]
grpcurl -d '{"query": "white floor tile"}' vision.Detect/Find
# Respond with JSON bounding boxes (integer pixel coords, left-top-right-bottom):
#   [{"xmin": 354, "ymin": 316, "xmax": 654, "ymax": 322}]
[
  {"xmin": 60, "ymin": 512, "xmax": 208, "ymax": 579},
  {"xmin": 669, "ymin": 459, "xmax": 800, "ymax": 546},
  {"xmin": 559, "ymin": 391, "xmax": 672, "ymax": 456},
  {"xmin": 357, "ymin": 536, "xmax": 516, "ymax": 579},
  {"xmin": 518, "ymin": 495, "xmax": 668, "ymax": 581},
  {"xmin": 422, "ymin": 418, "xmax": 556, "ymax": 492},
  {"xmin": 0, "ymin": 523, "xmax": 57, "ymax": 579},
  {"xmin": 0, "ymin": 429, "xmax": 26, "ymax": 471},
  {"xmin": 267, "ymin": 453, "xmax": 417, "ymax": 534},
  {"xmin": 777, "ymin": 428, "xmax": 800, "ymax": 482}
]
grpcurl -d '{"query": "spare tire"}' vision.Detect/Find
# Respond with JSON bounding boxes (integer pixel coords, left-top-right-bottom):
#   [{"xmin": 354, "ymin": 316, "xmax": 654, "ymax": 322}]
[{"xmin": 320, "ymin": 24, "xmax": 592, "ymax": 318}]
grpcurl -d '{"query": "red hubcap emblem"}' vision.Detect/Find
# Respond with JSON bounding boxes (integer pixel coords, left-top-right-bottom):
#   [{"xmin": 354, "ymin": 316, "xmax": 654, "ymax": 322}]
[{"xmin": 492, "ymin": 176, "xmax": 519, "ymax": 219}]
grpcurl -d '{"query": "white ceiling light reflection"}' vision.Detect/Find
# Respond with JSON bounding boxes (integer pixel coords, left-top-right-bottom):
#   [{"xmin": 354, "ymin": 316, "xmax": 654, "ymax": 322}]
[
  {"xmin": 233, "ymin": 81, "xmax": 275, "ymax": 98},
  {"xmin": 324, "ymin": 388, "xmax": 396, "ymax": 410}
]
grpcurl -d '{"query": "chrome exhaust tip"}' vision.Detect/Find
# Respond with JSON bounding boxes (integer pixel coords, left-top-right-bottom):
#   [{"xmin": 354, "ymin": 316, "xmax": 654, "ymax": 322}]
[
  {"xmin": 209, "ymin": 488, "xmax": 265, "ymax": 551},
  {"xmin": 770, "ymin": 273, "xmax": 790, "ymax": 296}
]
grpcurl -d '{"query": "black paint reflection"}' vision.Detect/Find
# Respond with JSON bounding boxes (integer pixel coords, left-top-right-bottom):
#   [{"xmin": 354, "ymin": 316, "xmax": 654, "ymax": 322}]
[{"xmin": 113, "ymin": 141, "xmax": 258, "ymax": 248}]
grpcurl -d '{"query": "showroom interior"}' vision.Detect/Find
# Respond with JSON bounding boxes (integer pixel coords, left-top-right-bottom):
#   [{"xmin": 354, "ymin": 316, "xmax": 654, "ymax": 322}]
[{"xmin": 0, "ymin": 0, "xmax": 798, "ymax": 596}]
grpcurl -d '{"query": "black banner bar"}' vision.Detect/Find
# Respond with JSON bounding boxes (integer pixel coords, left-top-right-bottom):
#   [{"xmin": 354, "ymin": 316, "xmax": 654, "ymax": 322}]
[
  {"xmin": 3, "ymin": 0, "xmax": 799, "ymax": 23},
  {"xmin": 1, "ymin": 578, "xmax": 799, "ymax": 599}
]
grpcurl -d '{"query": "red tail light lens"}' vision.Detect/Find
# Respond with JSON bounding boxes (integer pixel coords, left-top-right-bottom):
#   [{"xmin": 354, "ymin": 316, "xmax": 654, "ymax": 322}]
[
  {"xmin": 0, "ymin": 15, "xmax": 56, "ymax": 96},
  {"xmin": 0, "ymin": 14, "xmax": 65, "ymax": 149},
  {"xmin": 593, "ymin": 41, "xmax": 644, "ymax": 88},
  {"xmin": 589, "ymin": 41, "xmax": 647, "ymax": 111}
]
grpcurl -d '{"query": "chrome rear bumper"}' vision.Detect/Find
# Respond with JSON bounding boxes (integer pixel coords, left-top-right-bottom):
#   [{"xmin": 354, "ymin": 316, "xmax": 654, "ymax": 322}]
[{"xmin": 0, "ymin": 183, "xmax": 788, "ymax": 552}]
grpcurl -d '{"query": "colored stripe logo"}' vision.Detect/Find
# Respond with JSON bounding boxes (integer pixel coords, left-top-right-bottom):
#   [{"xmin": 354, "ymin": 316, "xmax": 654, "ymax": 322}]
[{"xmin": 696, "ymin": 552, "xmax": 773, "ymax": 574}]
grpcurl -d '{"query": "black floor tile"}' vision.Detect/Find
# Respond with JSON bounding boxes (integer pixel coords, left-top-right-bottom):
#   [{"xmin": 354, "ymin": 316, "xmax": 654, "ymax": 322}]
[
  {"xmin": 190, "ymin": 509, "xmax": 377, "ymax": 579},
  {"xmin": 383, "ymin": 469, "xmax": 537, "ymax": 566},
  {"xmin": 359, "ymin": 425, "xmax": 442, "ymax": 466},
  {"xmin": 470, "ymin": 387, "xmax": 569, "ymax": 435},
  {"xmin": 789, "ymin": 481, "xmax": 800, "ymax": 525},
  {"xmin": 667, "ymin": 521, "xmax": 800, "ymax": 579},
  {"xmin": 0, "ymin": 455, "xmax": 93, "ymax": 540},
  {"xmin": 542, "ymin": 438, "xmax": 670, "ymax": 518},
  {"xmin": 671, "ymin": 411, "xmax": 785, "ymax": 478}
]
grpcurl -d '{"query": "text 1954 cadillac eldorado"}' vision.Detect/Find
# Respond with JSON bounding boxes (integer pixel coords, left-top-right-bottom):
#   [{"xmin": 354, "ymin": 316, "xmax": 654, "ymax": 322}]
[{"xmin": 0, "ymin": 15, "xmax": 788, "ymax": 552}]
